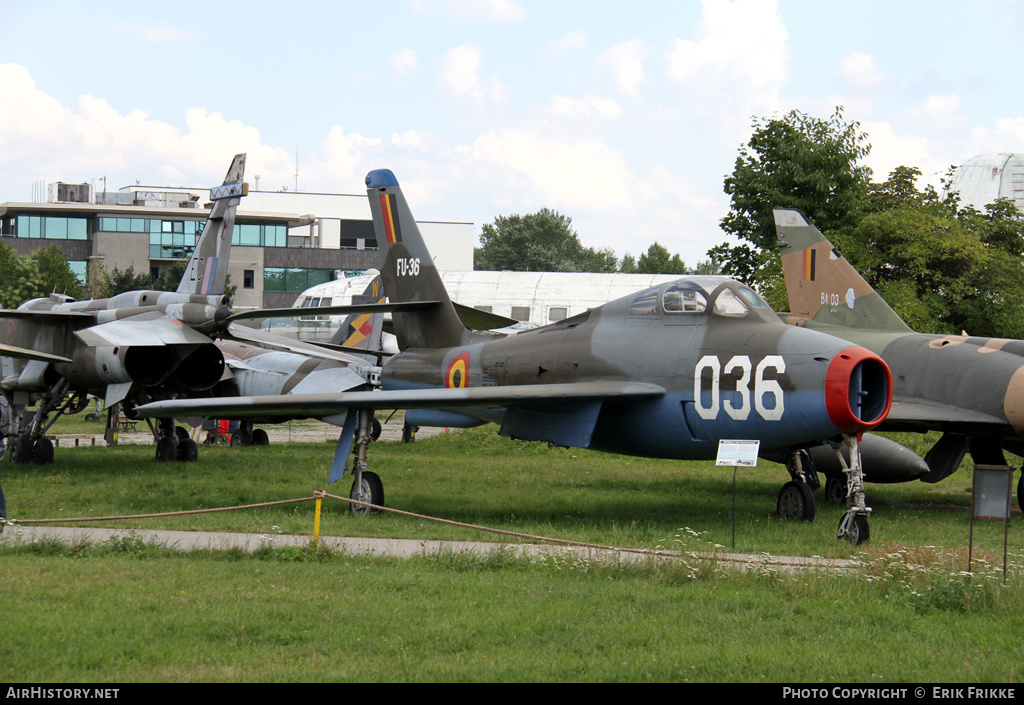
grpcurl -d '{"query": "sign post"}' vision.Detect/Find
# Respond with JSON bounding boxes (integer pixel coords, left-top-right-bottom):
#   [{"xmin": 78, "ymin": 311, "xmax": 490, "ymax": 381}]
[{"xmin": 716, "ymin": 440, "xmax": 760, "ymax": 549}]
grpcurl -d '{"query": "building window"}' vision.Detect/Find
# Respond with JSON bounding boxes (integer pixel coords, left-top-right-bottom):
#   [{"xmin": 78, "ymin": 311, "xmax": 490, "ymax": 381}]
[
  {"xmin": 232, "ymin": 223, "xmax": 288, "ymax": 248},
  {"xmin": 511, "ymin": 306, "xmax": 531, "ymax": 322},
  {"xmin": 16, "ymin": 215, "xmax": 88, "ymax": 240},
  {"xmin": 548, "ymin": 307, "xmax": 568, "ymax": 322},
  {"xmin": 243, "ymin": 270, "xmax": 255, "ymax": 289},
  {"xmin": 263, "ymin": 267, "xmax": 337, "ymax": 293}
]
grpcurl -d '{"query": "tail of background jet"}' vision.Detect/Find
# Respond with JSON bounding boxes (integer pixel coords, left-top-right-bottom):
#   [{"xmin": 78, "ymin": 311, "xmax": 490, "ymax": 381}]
[
  {"xmin": 365, "ymin": 169, "xmax": 469, "ymax": 350},
  {"xmin": 327, "ymin": 274, "xmax": 387, "ymax": 362},
  {"xmin": 774, "ymin": 208, "xmax": 912, "ymax": 333},
  {"xmin": 177, "ymin": 154, "xmax": 247, "ymax": 296}
]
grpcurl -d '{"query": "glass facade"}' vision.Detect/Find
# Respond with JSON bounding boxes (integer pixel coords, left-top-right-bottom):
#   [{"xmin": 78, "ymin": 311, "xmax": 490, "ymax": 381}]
[
  {"xmin": 263, "ymin": 267, "xmax": 337, "ymax": 293},
  {"xmin": 16, "ymin": 215, "xmax": 88, "ymax": 239},
  {"xmin": 90, "ymin": 217, "xmax": 288, "ymax": 259}
]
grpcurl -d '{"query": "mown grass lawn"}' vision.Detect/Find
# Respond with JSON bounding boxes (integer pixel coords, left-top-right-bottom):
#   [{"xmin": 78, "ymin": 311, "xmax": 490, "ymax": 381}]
[{"xmin": 1, "ymin": 424, "xmax": 1021, "ymax": 682}]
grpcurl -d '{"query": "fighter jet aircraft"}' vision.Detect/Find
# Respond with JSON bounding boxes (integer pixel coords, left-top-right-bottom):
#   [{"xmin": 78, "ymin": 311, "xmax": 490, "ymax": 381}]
[
  {"xmin": 0, "ymin": 154, "xmax": 248, "ymax": 465},
  {"xmin": 775, "ymin": 208, "xmax": 1024, "ymax": 511},
  {"xmin": 138, "ymin": 170, "xmax": 896, "ymax": 543}
]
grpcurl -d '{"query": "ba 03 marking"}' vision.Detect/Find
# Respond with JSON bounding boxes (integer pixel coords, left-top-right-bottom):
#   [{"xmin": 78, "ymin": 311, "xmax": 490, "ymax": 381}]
[{"xmin": 694, "ymin": 355, "xmax": 786, "ymax": 421}]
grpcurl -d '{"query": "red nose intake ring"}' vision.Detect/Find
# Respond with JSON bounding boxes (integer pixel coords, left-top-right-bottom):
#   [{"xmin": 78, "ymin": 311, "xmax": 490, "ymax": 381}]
[{"xmin": 825, "ymin": 347, "xmax": 892, "ymax": 434}]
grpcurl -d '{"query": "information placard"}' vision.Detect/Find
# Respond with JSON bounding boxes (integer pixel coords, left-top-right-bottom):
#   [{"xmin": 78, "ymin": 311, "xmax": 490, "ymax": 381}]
[{"xmin": 715, "ymin": 439, "xmax": 760, "ymax": 467}]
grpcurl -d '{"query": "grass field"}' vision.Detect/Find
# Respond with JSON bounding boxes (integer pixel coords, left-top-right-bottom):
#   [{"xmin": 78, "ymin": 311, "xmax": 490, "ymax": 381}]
[{"xmin": 1, "ymin": 423, "xmax": 1022, "ymax": 682}]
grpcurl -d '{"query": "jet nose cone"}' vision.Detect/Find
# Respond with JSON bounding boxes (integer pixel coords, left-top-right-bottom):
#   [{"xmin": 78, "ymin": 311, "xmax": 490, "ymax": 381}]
[{"xmin": 825, "ymin": 347, "xmax": 892, "ymax": 434}]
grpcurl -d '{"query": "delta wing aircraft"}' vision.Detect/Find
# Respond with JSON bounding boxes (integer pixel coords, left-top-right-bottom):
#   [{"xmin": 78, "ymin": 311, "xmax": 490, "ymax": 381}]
[
  {"xmin": 139, "ymin": 170, "xmax": 896, "ymax": 543},
  {"xmin": 775, "ymin": 208, "xmax": 1024, "ymax": 510},
  {"xmin": 0, "ymin": 154, "xmax": 249, "ymax": 465}
]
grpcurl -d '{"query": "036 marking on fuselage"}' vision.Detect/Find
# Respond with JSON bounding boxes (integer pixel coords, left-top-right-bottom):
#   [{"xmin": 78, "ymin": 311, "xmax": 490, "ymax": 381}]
[{"xmin": 694, "ymin": 354, "xmax": 786, "ymax": 422}]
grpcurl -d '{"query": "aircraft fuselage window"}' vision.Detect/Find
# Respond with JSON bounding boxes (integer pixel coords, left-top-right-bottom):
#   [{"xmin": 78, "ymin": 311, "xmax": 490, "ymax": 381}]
[
  {"xmin": 549, "ymin": 307, "xmax": 568, "ymax": 322},
  {"xmin": 629, "ymin": 287, "xmax": 660, "ymax": 315},
  {"xmin": 662, "ymin": 282, "xmax": 708, "ymax": 314},
  {"xmin": 711, "ymin": 289, "xmax": 750, "ymax": 318},
  {"xmin": 511, "ymin": 306, "xmax": 531, "ymax": 322}
]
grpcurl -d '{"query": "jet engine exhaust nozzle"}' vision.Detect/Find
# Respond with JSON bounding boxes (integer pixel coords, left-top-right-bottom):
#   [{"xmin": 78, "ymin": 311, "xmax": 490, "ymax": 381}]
[{"xmin": 825, "ymin": 347, "xmax": 892, "ymax": 434}]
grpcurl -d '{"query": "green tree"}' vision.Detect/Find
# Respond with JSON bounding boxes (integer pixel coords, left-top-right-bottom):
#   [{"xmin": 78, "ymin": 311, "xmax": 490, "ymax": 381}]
[
  {"xmin": 636, "ymin": 242, "xmax": 688, "ymax": 274},
  {"xmin": 712, "ymin": 107, "xmax": 872, "ymax": 307},
  {"xmin": 32, "ymin": 245, "xmax": 84, "ymax": 300},
  {"xmin": 832, "ymin": 167, "xmax": 1024, "ymax": 339},
  {"xmin": 475, "ymin": 208, "xmax": 617, "ymax": 272},
  {"xmin": 617, "ymin": 253, "xmax": 638, "ymax": 273},
  {"xmin": 0, "ymin": 243, "xmax": 83, "ymax": 307},
  {"xmin": 104, "ymin": 265, "xmax": 155, "ymax": 297}
]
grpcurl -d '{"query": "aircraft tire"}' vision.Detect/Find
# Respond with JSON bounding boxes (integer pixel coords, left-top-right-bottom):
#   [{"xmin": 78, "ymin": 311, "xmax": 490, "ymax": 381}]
[
  {"xmin": 155, "ymin": 437, "xmax": 177, "ymax": 462},
  {"xmin": 9, "ymin": 437, "xmax": 33, "ymax": 464},
  {"xmin": 370, "ymin": 418, "xmax": 382, "ymax": 442},
  {"xmin": 841, "ymin": 512, "xmax": 870, "ymax": 545},
  {"xmin": 1017, "ymin": 473, "xmax": 1023, "ymax": 513},
  {"xmin": 350, "ymin": 471, "xmax": 384, "ymax": 515},
  {"xmin": 174, "ymin": 426, "xmax": 190, "ymax": 442},
  {"xmin": 251, "ymin": 429, "xmax": 270, "ymax": 446},
  {"xmin": 777, "ymin": 481, "xmax": 815, "ymax": 521},
  {"xmin": 231, "ymin": 430, "xmax": 251, "ymax": 447},
  {"xmin": 824, "ymin": 475, "xmax": 847, "ymax": 505},
  {"xmin": 177, "ymin": 439, "xmax": 199, "ymax": 462},
  {"xmin": 33, "ymin": 438, "xmax": 54, "ymax": 465}
]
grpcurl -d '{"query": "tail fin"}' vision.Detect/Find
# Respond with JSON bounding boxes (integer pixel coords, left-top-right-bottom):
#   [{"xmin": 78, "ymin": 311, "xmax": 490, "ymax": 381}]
[
  {"xmin": 328, "ymin": 273, "xmax": 386, "ymax": 362},
  {"xmin": 774, "ymin": 208, "xmax": 911, "ymax": 333},
  {"xmin": 177, "ymin": 154, "xmax": 247, "ymax": 296},
  {"xmin": 365, "ymin": 169, "xmax": 468, "ymax": 350}
]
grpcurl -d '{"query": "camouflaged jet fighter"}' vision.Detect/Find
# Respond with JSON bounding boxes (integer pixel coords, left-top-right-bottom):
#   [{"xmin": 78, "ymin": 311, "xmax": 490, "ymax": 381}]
[
  {"xmin": 0, "ymin": 154, "xmax": 248, "ymax": 465},
  {"xmin": 138, "ymin": 170, "xmax": 896, "ymax": 543},
  {"xmin": 775, "ymin": 208, "xmax": 1024, "ymax": 511}
]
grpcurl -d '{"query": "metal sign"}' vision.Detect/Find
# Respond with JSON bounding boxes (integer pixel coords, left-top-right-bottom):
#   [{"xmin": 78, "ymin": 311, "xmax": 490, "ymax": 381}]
[{"xmin": 716, "ymin": 439, "xmax": 760, "ymax": 467}]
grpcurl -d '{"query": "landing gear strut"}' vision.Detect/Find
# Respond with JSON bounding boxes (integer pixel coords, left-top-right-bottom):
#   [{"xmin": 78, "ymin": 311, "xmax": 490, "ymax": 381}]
[
  {"xmin": 149, "ymin": 416, "xmax": 198, "ymax": 463},
  {"xmin": 8, "ymin": 379, "xmax": 84, "ymax": 465},
  {"xmin": 834, "ymin": 434, "xmax": 871, "ymax": 545},
  {"xmin": 349, "ymin": 408, "xmax": 383, "ymax": 514},
  {"xmin": 778, "ymin": 449, "xmax": 816, "ymax": 521}
]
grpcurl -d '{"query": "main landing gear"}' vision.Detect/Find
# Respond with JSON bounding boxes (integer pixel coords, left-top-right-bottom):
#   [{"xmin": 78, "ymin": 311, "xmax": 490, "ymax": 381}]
[
  {"xmin": 348, "ymin": 408, "xmax": 384, "ymax": 514},
  {"xmin": 779, "ymin": 435, "xmax": 871, "ymax": 545},
  {"xmin": 6, "ymin": 380, "xmax": 84, "ymax": 465},
  {"xmin": 149, "ymin": 417, "xmax": 198, "ymax": 463},
  {"xmin": 778, "ymin": 449, "xmax": 816, "ymax": 521}
]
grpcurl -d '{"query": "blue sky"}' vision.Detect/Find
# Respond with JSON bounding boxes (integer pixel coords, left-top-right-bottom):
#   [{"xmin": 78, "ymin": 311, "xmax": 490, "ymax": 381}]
[{"xmin": 2, "ymin": 0, "xmax": 1022, "ymax": 267}]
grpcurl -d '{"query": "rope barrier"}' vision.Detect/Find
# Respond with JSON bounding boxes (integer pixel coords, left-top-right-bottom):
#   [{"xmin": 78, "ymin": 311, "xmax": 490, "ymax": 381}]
[{"xmin": 2, "ymin": 491, "xmax": 841, "ymax": 569}]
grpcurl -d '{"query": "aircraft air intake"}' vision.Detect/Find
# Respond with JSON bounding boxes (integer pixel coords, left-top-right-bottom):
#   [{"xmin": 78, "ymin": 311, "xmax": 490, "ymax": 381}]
[{"xmin": 824, "ymin": 347, "xmax": 892, "ymax": 433}]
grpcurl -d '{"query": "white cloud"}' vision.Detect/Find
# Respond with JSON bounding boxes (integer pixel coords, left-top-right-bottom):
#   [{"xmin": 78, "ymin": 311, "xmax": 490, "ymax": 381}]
[
  {"xmin": 597, "ymin": 41, "xmax": 646, "ymax": 96},
  {"xmin": 407, "ymin": 0, "xmax": 526, "ymax": 22},
  {"xmin": 461, "ymin": 129, "xmax": 633, "ymax": 212},
  {"xmin": 307, "ymin": 126, "xmax": 383, "ymax": 187},
  {"xmin": 390, "ymin": 48, "xmax": 418, "ymax": 77},
  {"xmin": 666, "ymin": 0, "xmax": 788, "ymax": 112},
  {"xmin": 837, "ymin": 52, "xmax": 886, "ymax": 89},
  {"xmin": 546, "ymin": 30, "xmax": 586, "ymax": 56},
  {"xmin": 544, "ymin": 95, "xmax": 622, "ymax": 122},
  {"xmin": 437, "ymin": 45, "xmax": 510, "ymax": 109}
]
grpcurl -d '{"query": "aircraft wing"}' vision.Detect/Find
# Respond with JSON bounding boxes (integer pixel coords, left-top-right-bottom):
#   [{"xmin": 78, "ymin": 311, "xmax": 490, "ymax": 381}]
[
  {"xmin": 74, "ymin": 315, "xmax": 215, "ymax": 347},
  {"xmin": 885, "ymin": 397, "xmax": 1014, "ymax": 434},
  {"xmin": 225, "ymin": 301, "xmax": 438, "ymax": 324},
  {"xmin": 0, "ymin": 342, "xmax": 74, "ymax": 364},
  {"xmin": 223, "ymin": 324, "xmax": 373, "ymax": 365},
  {"xmin": 451, "ymin": 303, "xmax": 518, "ymax": 331},
  {"xmin": 134, "ymin": 380, "xmax": 666, "ymax": 419}
]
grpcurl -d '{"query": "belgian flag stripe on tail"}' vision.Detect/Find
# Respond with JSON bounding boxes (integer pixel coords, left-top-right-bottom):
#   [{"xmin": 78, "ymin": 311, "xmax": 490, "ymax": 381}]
[
  {"xmin": 378, "ymin": 193, "xmax": 402, "ymax": 244},
  {"xmin": 802, "ymin": 249, "xmax": 815, "ymax": 281}
]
